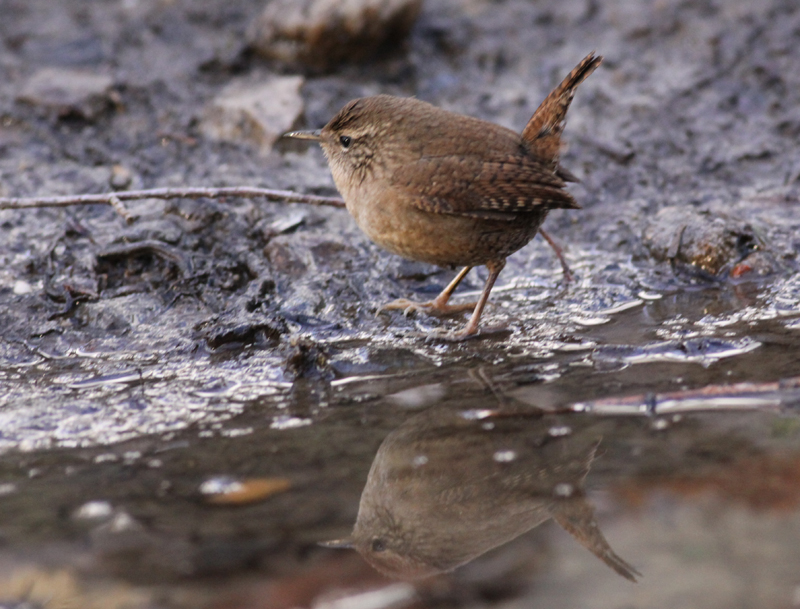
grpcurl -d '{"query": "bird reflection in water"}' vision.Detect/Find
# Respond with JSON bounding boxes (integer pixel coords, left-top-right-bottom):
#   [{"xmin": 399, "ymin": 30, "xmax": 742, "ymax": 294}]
[{"xmin": 324, "ymin": 407, "xmax": 639, "ymax": 582}]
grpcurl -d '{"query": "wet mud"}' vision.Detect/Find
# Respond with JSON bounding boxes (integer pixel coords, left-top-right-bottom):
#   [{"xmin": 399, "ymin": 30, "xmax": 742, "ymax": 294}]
[{"xmin": 1, "ymin": 0, "xmax": 800, "ymax": 607}]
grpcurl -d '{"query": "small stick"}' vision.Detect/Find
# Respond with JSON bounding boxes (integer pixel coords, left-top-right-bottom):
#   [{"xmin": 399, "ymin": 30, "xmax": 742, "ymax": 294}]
[
  {"xmin": 108, "ymin": 194, "xmax": 135, "ymax": 223},
  {"xmin": 0, "ymin": 186, "xmax": 346, "ymax": 211},
  {"xmin": 0, "ymin": 186, "xmax": 573, "ymax": 281}
]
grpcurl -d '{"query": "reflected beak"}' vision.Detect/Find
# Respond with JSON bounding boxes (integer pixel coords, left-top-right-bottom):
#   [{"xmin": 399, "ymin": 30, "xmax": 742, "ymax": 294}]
[
  {"xmin": 319, "ymin": 538, "xmax": 354, "ymax": 549},
  {"xmin": 283, "ymin": 129, "xmax": 322, "ymax": 141}
]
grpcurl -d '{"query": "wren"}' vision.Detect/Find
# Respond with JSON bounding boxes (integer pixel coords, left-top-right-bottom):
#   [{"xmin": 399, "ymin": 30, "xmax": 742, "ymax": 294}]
[
  {"xmin": 322, "ymin": 407, "xmax": 640, "ymax": 582},
  {"xmin": 285, "ymin": 52, "xmax": 603, "ymax": 339}
]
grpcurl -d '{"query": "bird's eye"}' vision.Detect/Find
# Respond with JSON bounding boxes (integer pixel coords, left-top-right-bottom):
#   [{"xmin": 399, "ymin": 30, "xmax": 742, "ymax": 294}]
[
  {"xmin": 371, "ymin": 538, "xmax": 387, "ymax": 552},
  {"xmin": 339, "ymin": 135, "xmax": 352, "ymax": 149}
]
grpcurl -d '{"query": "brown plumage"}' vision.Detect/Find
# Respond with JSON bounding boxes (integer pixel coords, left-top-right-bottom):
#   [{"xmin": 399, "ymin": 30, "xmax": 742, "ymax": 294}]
[
  {"xmin": 323, "ymin": 407, "xmax": 640, "ymax": 582},
  {"xmin": 285, "ymin": 52, "xmax": 603, "ymax": 339},
  {"xmin": 522, "ymin": 52, "xmax": 603, "ymax": 167}
]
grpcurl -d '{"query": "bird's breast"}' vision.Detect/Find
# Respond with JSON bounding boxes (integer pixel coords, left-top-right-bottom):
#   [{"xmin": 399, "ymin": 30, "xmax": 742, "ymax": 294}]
[{"xmin": 342, "ymin": 184, "xmax": 543, "ymax": 267}]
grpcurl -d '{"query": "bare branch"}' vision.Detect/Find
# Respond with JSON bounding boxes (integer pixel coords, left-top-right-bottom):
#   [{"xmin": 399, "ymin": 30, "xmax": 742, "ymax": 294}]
[
  {"xmin": 0, "ymin": 186, "xmax": 346, "ymax": 211},
  {"xmin": 0, "ymin": 186, "xmax": 578, "ymax": 282},
  {"xmin": 108, "ymin": 194, "xmax": 135, "ymax": 223}
]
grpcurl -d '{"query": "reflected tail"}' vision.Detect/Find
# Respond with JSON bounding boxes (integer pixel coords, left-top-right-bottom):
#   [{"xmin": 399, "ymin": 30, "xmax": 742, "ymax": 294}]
[{"xmin": 551, "ymin": 494, "xmax": 641, "ymax": 582}]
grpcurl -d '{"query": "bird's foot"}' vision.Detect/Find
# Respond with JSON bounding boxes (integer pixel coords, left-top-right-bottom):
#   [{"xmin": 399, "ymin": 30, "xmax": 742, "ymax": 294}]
[
  {"xmin": 377, "ymin": 298, "xmax": 477, "ymax": 318},
  {"xmin": 421, "ymin": 326, "xmax": 477, "ymax": 342},
  {"xmin": 420, "ymin": 323, "xmax": 510, "ymax": 343}
]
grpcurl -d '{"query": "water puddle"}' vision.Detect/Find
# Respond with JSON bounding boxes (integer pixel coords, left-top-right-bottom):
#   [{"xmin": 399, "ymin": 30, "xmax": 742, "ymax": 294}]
[
  {"xmin": 1, "ymin": 272, "xmax": 799, "ymax": 607},
  {"xmin": 0, "ymin": 367, "xmax": 799, "ymax": 608}
]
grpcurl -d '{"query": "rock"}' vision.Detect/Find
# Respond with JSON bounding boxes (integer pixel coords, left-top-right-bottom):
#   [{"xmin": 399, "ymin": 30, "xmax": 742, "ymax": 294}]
[
  {"xmin": 17, "ymin": 68, "xmax": 114, "ymax": 119},
  {"xmin": 110, "ymin": 164, "xmax": 133, "ymax": 190},
  {"xmin": 642, "ymin": 206, "xmax": 767, "ymax": 277},
  {"xmin": 248, "ymin": 0, "xmax": 422, "ymax": 72},
  {"xmin": 728, "ymin": 251, "xmax": 775, "ymax": 279},
  {"xmin": 264, "ymin": 237, "xmax": 309, "ymax": 279},
  {"xmin": 200, "ymin": 75, "xmax": 305, "ymax": 153},
  {"xmin": 310, "ymin": 240, "xmax": 359, "ymax": 272}
]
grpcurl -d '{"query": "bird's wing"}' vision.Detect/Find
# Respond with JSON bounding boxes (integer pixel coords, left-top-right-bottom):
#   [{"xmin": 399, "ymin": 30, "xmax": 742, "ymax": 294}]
[{"xmin": 390, "ymin": 154, "xmax": 579, "ymax": 221}]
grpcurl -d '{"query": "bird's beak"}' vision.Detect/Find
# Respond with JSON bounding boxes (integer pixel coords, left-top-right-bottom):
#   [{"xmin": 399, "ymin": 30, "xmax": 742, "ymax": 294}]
[
  {"xmin": 283, "ymin": 129, "xmax": 322, "ymax": 141},
  {"xmin": 319, "ymin": 538, "xmax": 354, "ymax": 549}
]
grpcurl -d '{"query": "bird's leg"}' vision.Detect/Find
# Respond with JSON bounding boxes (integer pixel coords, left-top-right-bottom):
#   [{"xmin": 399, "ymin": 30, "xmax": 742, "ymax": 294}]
[
  {"xmin": 378, "ymin": 266, "xmax": 475, "ymax": 317},
  {"xmin": 430, "ymin": 259, "xmax": 505, "ymax": 341},
  {"xmin": 539, "ymin": 228, "xmax": 573, "ymax": 282}
]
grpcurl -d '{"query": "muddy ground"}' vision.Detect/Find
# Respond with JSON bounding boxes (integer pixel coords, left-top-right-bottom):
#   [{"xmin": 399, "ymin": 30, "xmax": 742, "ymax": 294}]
[{"xmin": 0, "ymin": 0, "xmax": 799, "ymax": 608}]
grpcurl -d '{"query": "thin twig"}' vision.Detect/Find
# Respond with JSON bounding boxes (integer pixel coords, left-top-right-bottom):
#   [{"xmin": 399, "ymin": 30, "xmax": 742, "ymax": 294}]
[
  {"xmin": 0, "ymin": 186, "xmax": 346, "ymax": 210},
  {"xmin": 1, "ymin": 187, "xmax": 577, "ymax": 283},
  {"xmin": 108, "ymin": 194, "xmax": 134, "ymax": 223}
]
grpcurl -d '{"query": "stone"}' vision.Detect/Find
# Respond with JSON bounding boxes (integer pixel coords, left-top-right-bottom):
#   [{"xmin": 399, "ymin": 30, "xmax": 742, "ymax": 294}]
[
  {"xmin": 17, "ymin": 68, "xmax": 114, "ymax": 119},
  {"xmin": 248, "ymin": 0, "xmax": 422, "ymax": 71},
  {"xmin": 642, "ymin": 206, "xmax": 767, "ymax": 277},
  {"xmin": 200, "ymin": 75, "xmax": 305, "ymax": 153},
  {"xmin": 110, "ymin": 164, "xmax": 133, "ymax": 190}
]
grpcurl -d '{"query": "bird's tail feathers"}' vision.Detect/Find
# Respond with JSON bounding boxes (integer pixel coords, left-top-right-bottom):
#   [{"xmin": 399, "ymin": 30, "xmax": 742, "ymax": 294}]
[{"xmin": 522, "ymin": 52, "xmax": 603, "ymax": 167}]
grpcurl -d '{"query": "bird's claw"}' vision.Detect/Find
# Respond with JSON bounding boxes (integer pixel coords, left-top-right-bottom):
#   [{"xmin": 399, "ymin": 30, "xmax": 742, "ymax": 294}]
[
  {"xmin": 376, "ymin": 298, "xmax": 477, "ymax": 319},
  {"xmin": 422, "ymin": 323, "xmax": 510, "ymax": 343},
  {"xmin": 375, "ymin": 298, "xmax": 422, "ymax": 318}
]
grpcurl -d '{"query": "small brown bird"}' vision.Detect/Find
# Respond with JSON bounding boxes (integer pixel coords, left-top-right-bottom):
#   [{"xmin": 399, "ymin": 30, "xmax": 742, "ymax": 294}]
[
  {"xmin": 322, "ymin": 407, "xmax": 640, "ymax": 582},
  {"xmin": 285, "ymin": 53, "xmax": 602, "ymax": 339}
]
